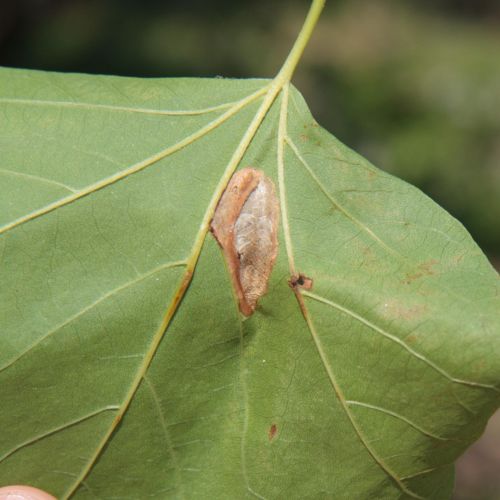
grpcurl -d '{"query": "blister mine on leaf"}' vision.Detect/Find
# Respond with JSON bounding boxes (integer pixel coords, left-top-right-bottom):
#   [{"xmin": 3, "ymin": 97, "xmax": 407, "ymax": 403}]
[{"xmin": 211, "ymin": 167, "xmax": 279, "ymax": 315}]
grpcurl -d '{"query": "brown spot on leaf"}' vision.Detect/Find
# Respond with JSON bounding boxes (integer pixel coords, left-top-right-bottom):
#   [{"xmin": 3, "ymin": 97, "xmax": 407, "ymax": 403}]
[
  {"xmin": 268, "ymin": 424, "xmax": 277, "ymax": 441},
  {"xmin": 211, "ymin": 168, "xmax": 280, "ymax": 316},
  {"xmin": 402, "ymin": 259, "xmax": 439, "ymax": 285},
  {"xmin": 289, "ymin": 273, "xmax": 313, "ymax": 290}
]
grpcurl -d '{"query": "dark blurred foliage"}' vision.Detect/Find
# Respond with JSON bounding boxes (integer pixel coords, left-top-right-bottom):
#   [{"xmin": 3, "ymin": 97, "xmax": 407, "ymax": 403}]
[
  {"xmin": 1, "ymin": 1, "xmax": 499, "ymax": 498},
  {"xmin": 418, "ymin": 0, "xmax": 500, "ymax": 19}
]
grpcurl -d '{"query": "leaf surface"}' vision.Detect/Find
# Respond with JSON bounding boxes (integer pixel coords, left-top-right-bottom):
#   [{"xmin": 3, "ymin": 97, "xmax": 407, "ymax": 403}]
[{"xmin": 0, "ymin": 64, "xmax": 499, "ymax": 500}]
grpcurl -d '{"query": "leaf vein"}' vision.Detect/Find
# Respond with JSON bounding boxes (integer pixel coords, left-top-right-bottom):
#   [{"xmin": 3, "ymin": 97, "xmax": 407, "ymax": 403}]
[
  {"xmin": 280, "ymin": 90, "xmax": 423, "ymax": 500},
  {"xmin": 0, "ymin": 406, "xmax": 119, "ymax": 465},
  {"xmin": 286, "ymin": 135, "xmax": 403, "ymax": 259},
  {"xmin": 0, "ymin": 260, "xmax": 187, "ymax": 372},
  {"xmin": 0, "ymin": 97, "xmax": 246, "ymax": 116},
  {"xmin": 303, "ymin": 290, "xmax": 499, "ymax": 393},
  {"xmin": 297, "ymin": 303, "xmax": 424, "ymax": 499},
  {"xmin": 346, "ymin": 400, "xmax": 450, "ymax": 441},
  {"xmin": 63, "ymin": 66, "xmax": 286, "ymax": 498},
  {"xmin": 0, "ymin": 85, "xmax": 268, "ymax": 236},
  {"xmin": 143, "ymin": 375, "xmax": 185, "ymax": 500},
  {"xmin": 0, "ymin": 167, "xmax": 77, "ymax": 193}
]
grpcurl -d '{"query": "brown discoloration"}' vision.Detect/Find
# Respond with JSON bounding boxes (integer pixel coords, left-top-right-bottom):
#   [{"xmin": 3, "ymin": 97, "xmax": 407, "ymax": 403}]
[
  {"xmin": 289, "ymin": 273, "xmax": 313, "ymax": 291},
  {"xmin": 173, "ymin": 270, "xmax": 193, "ymax": 305},
  {"xmin": 211, "ymin": 168, "xmax": 279, "ymax": 316},
  {"xmin": 268, "ymin": 423, "xmax": 277, "ymax": 441},
  {"xmin": 289, "ymin": 283, "xmax": 309, "ymax": 318},
  {"xmin": 402, "ymin": 259, "xmax": 439, "ymax": 285},
  {"xmin": 288, "ymin": 273, "xmax": 314, "ymax": 318},
  {"xmin": 360, "ymin": 245, "xmax": 378, "ymax": 268}
]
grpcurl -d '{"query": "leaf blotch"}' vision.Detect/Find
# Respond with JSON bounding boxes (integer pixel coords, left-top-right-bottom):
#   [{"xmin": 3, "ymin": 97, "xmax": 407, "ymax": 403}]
[
  {"xmin": 268, "ymin": 423, "xmax": 277, "ymax": 441},
  {"xmin": 211, "ymin": 168, "xmax": 279, "ymax": 316},
  {"xmin": 402, "ymin": 259, "xmax": 439, "ymax": 285}
]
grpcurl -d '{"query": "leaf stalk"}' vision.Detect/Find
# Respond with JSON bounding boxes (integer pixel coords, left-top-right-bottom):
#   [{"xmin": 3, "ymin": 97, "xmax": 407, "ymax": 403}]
[{"xmin": 275, "ymin": 0, "xmax": 325, "ymax": 85}]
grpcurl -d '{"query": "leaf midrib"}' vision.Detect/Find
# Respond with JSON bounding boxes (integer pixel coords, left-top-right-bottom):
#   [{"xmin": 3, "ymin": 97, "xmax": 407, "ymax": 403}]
[{"xmin": 61, "ymin": 72, "xmax": 289, "ymax": 498}]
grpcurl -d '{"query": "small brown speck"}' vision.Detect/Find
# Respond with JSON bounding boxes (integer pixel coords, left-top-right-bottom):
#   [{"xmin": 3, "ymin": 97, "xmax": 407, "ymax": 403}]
[{"xmin": 268, "ymin": 424, "xmax": 277, "ymax": 441}]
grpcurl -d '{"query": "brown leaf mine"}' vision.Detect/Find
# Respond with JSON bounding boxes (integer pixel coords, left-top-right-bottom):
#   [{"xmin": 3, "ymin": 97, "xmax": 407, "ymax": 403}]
[{"xmin": 211, "ymin": 167, "xmax": 279, "ymax": 316}]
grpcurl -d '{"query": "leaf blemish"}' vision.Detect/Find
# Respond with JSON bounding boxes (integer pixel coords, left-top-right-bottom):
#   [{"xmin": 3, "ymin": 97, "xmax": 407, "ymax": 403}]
[
  {"xmin": 268, "ymin": 423, "xmax": 277, "ymax": 441},
  {"xmin": 211, "ymin": 167, "xmax": 279, "ymax": 316},
  {"xmin": 402, "ymin": 259, "xmax": 439, "ymax": 285},
  {"xmin": 289, "ymin": 273, "xmax": 313, "ymax": 291}
]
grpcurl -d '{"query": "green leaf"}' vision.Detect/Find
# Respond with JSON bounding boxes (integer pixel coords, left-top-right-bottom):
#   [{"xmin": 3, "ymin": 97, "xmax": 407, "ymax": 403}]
[{"xmin": 1, "ymin": 2, "xmax": 499, "ymax": 498}]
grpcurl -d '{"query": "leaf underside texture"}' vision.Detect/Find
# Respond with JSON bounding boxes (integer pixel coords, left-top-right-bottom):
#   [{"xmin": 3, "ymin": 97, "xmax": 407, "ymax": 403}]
[{"xmin": 0, "ymin": 67, "xmax": 499, "ymax": 499}]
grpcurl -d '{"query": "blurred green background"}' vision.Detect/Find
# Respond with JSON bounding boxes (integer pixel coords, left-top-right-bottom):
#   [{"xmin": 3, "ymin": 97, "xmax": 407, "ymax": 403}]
[{"xmin": 1, "ymin": 1, "xmax": 499, "ymax": 498}]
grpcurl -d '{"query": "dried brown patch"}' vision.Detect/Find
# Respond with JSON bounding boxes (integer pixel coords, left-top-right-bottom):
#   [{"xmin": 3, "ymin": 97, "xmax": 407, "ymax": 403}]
[{"xmin": 211, "ymin": 168, "xmax": 279, "ymax": 316}]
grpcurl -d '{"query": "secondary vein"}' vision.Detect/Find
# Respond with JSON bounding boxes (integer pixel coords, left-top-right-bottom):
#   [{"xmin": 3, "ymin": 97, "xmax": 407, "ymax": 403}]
[
  {"xmin": 303, "ymin": 290, "xmax": 499, "ymax": 393},
  {"xmin": 0, "ymin": 85, "xmax": 269, "ymax": 236}
]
